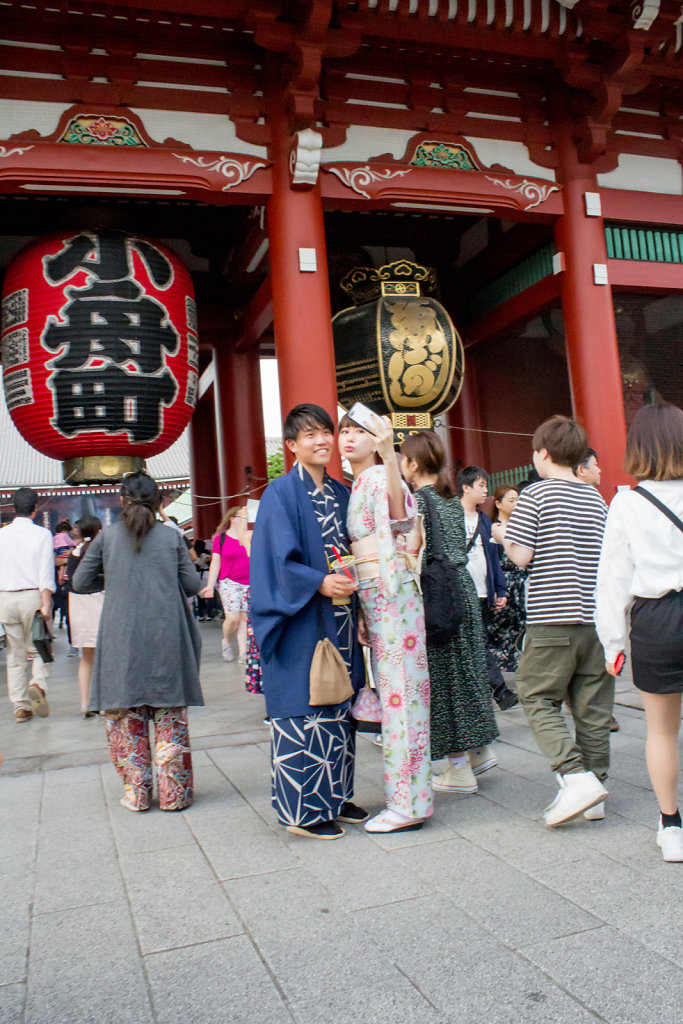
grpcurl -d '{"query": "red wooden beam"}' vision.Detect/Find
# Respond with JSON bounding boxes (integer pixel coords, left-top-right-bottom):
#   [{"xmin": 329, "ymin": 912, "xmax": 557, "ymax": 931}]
[
  {"xmin": 234, "ymin": 276, "xmax": 274, "ymax": 353},
  {"xmin": 464, "ymin": 275, "xmax": 561, "ymax": 349},
  {"xmin": 601, "ymin": 190, "xmax": 683, "ymax": 227},
  {"xmin": 608, "ymin": 260, "xmax": 683, "ymax": 291}
]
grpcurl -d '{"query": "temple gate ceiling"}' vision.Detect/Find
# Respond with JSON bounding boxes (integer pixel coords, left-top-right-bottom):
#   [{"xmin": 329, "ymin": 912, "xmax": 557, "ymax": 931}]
[{"xmin": 0, "ymin": 0, "xmax": 681, "ymax": 166}]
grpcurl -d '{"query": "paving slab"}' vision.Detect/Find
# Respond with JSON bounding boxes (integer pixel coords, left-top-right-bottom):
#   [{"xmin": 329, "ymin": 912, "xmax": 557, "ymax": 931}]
[
  {"xmin": 521, "ymin": 926, "xmax": 683, "ymax": 1024},
  {"xmin": 0, "ymin": 982, "xmax": 25, "ymax": 1024},
  {"xmin": 224, "ymin": 868, "xmax": 412, "ymax": 1005},
  {"xmin": 144, "ymin": 935, "xmax": 294, "ymax": 1024},
  {"xmin": 1, "ymin": 621, "xmax": 680, "ymax": 1024},
  {"xmin": 119, "ymin": 843, "xmax": 244, "ymax": 954},
  {"xmin": 25, "ymin": 900, "xmax": 154, "ymax": 1024}
]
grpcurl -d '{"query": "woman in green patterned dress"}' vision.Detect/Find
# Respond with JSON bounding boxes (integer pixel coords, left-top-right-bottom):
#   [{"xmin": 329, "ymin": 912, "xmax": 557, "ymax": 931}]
[{"xmin": 401, "ymin": 432, "xmax": 498, "ymax": 794}]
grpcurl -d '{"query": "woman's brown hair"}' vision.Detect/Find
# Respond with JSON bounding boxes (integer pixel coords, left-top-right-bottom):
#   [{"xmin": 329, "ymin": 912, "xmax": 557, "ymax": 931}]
[
  {"xmin": 623, "ymin": 403, "xmax": 683, "ymax": 481},
  {"xmin": 215, "ymin": 506, "xmax": 246, "ymax": 535},
  {"xmin": 120, "ymin": 472, "xmax": 160, "ymax": 552},
  {"xmin": 400, "ymin": 431, "xmax": 455, "ymax": 499},
  {"xmin": 491, "ymin": 484, "xmax": 519, "ymax": 522}
]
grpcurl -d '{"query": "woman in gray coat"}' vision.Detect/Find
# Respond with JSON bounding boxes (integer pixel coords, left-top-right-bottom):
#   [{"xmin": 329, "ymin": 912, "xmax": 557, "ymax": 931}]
[{"xmin": 73, "ymin": 472, "xmax": 203, "ymax": 812}]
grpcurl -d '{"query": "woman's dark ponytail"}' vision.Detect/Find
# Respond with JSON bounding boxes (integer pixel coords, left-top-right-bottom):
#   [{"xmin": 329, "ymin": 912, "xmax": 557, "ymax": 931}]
[
  {"xmin": 120, "ymin": 472, "xmax": 160, "ymax": 552},
  {"xmin": 75, "ymin": 514, "xmax": 102, "ymax": 560}
]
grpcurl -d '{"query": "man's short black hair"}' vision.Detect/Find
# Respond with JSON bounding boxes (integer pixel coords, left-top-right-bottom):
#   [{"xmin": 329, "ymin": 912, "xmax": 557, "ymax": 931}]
[
  {"xmin": 13, "ymin": 487, "xmax": 38, "ymax": 517},
  {"xmin": 455, "ymin": 465, "xmax": 488, "ymax": 497},
  {"xmin": 283, "ymin": 403, "xmax": 335, "ymax": 442},
  {"xmin": 574, "ymin": 447, "xmax": 598, "ymax": 473}
]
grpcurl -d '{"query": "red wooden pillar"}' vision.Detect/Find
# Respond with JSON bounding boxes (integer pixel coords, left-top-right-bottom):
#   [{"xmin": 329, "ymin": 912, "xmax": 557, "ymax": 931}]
[
  {"xmin": 266, "ymin": 101, "xmax": 343, "ymax": 477},
  {"xmin": 188, "ymin": 388, "xmax": 220, "ymax": 540},
  {"xmin": 553, "ymin": 132, "xmax": 627, "ymax": 499},
  {"xmin": 213, "ymin": 338, "xmax": 268, "ymax": 505},
  {"xmin": 448, "ymin": 355, "xmax": 487, "ymax": 469}
]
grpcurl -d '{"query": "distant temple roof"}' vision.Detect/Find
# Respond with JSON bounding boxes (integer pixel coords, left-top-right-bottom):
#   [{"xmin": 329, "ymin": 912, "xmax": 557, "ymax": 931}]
[{"xmin": 0, "ymin": 386, "xmax": 282, "ymax": 492}]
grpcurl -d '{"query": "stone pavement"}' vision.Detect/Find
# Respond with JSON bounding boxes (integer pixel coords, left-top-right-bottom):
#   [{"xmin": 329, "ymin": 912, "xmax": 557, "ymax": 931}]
[{"xmin": 1, "ymin": 622, "xmax": 681, "ymax": 1024}]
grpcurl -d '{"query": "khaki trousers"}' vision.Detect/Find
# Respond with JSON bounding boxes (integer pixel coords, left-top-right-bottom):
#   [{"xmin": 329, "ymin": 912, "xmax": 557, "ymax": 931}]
[
  {"xmin": 515, "ymin": 624, "xmax": 614, "ymax": 781},
  {"xmin": 0, "ymin": 590, "xmax": 50, "ymax": 710}
]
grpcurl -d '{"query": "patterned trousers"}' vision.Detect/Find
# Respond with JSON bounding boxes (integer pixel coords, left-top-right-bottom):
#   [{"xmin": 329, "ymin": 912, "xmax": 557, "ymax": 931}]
[{"xmin": 105, "ymin": 706, "xmax": 193, "ymax": 811}]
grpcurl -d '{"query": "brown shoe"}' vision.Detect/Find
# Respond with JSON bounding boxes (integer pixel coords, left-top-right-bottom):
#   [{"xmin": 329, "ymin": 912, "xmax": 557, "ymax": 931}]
[
  {"xmin": 15, "ymin": 708, "xmax": 33, "ymax": 723},
  {"xmin": 609, "ymin": 715, "xmax": 620, "ymax": 732},
  {"xmin": 27, "ymin": 684, "xmax": 50, "ymax": 717}
]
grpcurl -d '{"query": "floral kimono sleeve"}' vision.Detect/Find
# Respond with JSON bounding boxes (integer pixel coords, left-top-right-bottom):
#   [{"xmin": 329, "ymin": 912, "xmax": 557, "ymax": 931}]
[{"xmin": 357, "ymin": 466, "xmax": 416, "ymax": 598}]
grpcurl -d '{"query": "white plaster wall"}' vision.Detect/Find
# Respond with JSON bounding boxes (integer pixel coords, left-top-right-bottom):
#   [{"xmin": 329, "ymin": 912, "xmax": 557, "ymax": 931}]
[
  {"xmin": 130, "ymin": 109, "xmax": 268, "ymax": 155},
  {"xmin": 464, "ymin": 138, "xmax": 556, "ymax": 182},
  {"xmin": 598, "ymin": 154, "xmax": 682, "ymax": 195},
  {"xmin": 322, "ymin": 125, "xmax": 557, "ymax": 182},
  {"xmin": 322, "ymin": 126, "xmax": 417, "ymax": 161},
  {"xmin": 0, "ymin": 100, "xmax": 72, "ymax": 139}
]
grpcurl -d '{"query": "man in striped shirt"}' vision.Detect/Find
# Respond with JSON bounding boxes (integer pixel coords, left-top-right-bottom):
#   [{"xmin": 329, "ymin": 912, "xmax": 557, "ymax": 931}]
[{"xmin": 492, "ymin": 416, "xmax": 612, "ymax": 827}]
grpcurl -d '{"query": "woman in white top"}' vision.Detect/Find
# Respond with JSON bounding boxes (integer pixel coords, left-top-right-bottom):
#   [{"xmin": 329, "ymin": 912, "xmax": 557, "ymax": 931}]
[{"xmin": 595, "ymin": 404, "xmax": 683, "ymax": 863}]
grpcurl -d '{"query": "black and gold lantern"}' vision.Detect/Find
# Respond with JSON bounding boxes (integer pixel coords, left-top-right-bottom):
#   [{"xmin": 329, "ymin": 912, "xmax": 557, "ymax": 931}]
[{"xmin": 332, "ymin": 260, "xmax": 464, "ymax": 440}]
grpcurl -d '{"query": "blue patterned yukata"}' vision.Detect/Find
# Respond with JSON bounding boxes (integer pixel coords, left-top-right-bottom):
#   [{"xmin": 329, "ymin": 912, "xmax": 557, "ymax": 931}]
[{"xmin": 250, "ymin": 465, "xmax": 364, "ymax": 828}]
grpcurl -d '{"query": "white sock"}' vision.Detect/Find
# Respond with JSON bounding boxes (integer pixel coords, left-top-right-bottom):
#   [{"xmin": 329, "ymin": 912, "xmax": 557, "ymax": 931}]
[{"xmin": 448, "ymin": 754, "xmax": 467, "ymax": 769}]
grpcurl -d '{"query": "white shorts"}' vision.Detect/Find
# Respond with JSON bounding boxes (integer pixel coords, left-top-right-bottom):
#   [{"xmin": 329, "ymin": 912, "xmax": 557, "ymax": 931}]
[{"xmin": 218, "ymin": 579, "xmax": 249, "ymax": 615}]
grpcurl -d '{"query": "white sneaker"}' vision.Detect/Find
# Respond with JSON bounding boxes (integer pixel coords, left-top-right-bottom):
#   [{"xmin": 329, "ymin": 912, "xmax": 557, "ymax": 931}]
[
  {"xmin": 468, "ymin": 746, "xmax": 498, "ymax": 777},
  {"xmin": 584, "ymin": 801, "xmax": 605, "ymax": 821},
  {"xmin": 433, "ymin": 763, "xmax": 478, "ymax": 794},
  {"xmin": 657, "ymin": 822, "xmax": 683, "ymax": 862},
  {"xmin": 221, "ymin": 640, "xmax": 234, "ymax": 662},
  {"xmin": 543, "ymin": 771, "xmax": 608, "ymax": 827}
]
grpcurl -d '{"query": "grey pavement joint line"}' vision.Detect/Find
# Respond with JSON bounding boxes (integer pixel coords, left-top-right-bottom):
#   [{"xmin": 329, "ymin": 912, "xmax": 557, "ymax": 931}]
[
  {"xmin": 101, "ymin": 767, "xmax": 161, "ymax": 1024},
  {"xmin": 22, "ymin": 772, "xmax": 45, "ymax": 1021},
  {"xmin": 205, "ymin": 747, "xmax": 276, "ymax": 829},
  {"xmin": 184, "ymin": 813, "xmax": 298, "ymax": 1020}
]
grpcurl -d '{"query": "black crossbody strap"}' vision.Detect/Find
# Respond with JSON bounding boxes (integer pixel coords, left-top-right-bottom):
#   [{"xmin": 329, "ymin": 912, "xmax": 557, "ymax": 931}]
[
  {"xmin": 465, "ymin": 518, "xmax": 481, "ymax": 553},
  {"xmin": 420, "ymin": 489, "xmax": 446, "ymax": 559},
  {"xmin": 633, "ymin": 485, "xmax": 683, "ymax": 535}
]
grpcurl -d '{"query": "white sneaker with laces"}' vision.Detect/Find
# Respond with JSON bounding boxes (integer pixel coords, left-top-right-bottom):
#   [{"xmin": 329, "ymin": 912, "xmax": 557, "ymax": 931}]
[
  {"xmin": 469, "ymin": 746, "xmax": 498, "ymax": 776},
  {"xmin": 543, "ymin": 770, "xmax": 608, "ymax": 827},
  {"xmin": 657, "ymin": 822, "xmax": 683, "ymax": 862},
  {"xmin": 433, "ymin": 762, "xmax": 478, "ymax": 794}
]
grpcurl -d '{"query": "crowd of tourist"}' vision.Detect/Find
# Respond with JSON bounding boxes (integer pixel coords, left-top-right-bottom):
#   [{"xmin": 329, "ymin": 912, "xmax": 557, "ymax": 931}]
[{"xmin": 0, "ymin": 402, "xmax": 681, "ymax": 862}]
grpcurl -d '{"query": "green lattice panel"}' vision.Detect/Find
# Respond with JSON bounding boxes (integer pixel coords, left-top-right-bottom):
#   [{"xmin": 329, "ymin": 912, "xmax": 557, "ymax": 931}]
[
  {"xmin": 605, "ymin": 225, "xmax": 683, "ymax": 263},
  {"xmin": 469, "ymin": 244, "xmax": 554, "ymax": 321}
]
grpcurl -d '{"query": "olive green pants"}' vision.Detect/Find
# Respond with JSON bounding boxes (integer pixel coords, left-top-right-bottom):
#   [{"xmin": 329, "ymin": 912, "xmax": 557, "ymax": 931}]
[{"xmin": 515, "ymin": 624, "xmax": 614, "ymax": 781}]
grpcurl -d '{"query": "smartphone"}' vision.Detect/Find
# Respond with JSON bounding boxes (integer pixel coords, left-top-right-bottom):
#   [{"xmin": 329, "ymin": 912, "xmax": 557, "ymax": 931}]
[
  {"xmin": 613, "ymin": 651, "xmax": 626, "ymax": 675},
  {"xmin": 348, "ymin": 401, "xmax": 379, "ymax": 435}
]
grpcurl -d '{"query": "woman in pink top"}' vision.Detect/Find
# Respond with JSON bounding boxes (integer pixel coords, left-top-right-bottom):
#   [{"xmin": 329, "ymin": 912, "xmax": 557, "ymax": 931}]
[{"xmin": 202, "ymin": 507, "xmax": 250, "ymax": 662}]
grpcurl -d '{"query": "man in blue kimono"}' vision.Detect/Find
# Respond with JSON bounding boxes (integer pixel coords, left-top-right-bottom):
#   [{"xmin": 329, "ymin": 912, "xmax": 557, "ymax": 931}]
[{"xmin": 250, "ymin": 404, "xmax": 368, "ymax": 840}]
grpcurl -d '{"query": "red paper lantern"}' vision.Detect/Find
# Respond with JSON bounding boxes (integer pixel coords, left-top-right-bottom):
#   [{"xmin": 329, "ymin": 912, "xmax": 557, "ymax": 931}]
[{"xmin": 1, "ymin": 230, "xmax": 198, "ymax": 480}]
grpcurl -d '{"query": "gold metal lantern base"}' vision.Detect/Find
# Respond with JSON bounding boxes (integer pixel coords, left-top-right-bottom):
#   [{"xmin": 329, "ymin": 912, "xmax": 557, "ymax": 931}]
[
  {"xmin": 62, "ymin": 455, "xmax": 145, "ymax": 484},
  {"xmin": 391, "ymin": 412, "xmax": 433, "ymax": 446}
]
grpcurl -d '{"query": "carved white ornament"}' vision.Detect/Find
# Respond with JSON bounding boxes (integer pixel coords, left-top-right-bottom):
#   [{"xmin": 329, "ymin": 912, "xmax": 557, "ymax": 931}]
[
  {"xmin": 289, "ymin": 129, "xmax": 323, "ymax": 186},
  {"xmin": 326, "ymin": 165, "xmax": 412, "ymax": 199},
  {"xmin": 631, "ymin": 0, "xmax": 661, "ymax": 29},
  {"xmin": 485, "ymin": 176, "xmax": 560, "ymax": 210},
  {"xmin": 173, "ymin": 154, "xmax": 267, "ymax": 190},
  {"xmin": 0, "ymin": 146, "xmax": 34, "ymax": 158}
]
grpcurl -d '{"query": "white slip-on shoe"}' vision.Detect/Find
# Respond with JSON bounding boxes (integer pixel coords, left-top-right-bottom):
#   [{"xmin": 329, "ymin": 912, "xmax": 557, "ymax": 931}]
[
  {"xmin": 433, "ymin": 763, "xmax": 478, "ymax": 794},
  {"xmin": 657, "ymin": 823, "xmax": 683, "ymax": 862},
  {"xmin": 469, "ymin": 746, "xmax": 498, "ymax": 776},
  {"xmin": 584, "ymin": 801, "xmax": 605, "ymax": 821},
  {"xmin": 543, "ymin": 771, "xmax": 608, "ymax": 827}
]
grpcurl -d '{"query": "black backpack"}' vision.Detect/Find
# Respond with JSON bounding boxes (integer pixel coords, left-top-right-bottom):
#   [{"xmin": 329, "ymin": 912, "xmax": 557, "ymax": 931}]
[{"xmin": 419, "ymin": 489, "xmax": 465, "ymax": 646}]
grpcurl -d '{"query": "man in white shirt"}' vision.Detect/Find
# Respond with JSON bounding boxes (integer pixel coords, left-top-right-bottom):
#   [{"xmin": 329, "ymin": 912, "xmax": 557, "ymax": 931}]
[{"xmin": 0, "ymin": 488, "xmax": 55, "ymax": 722}]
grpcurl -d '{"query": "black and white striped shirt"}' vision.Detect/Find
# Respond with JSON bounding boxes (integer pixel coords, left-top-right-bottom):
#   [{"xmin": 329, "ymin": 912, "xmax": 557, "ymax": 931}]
[{"xmin": 505, "ymin": 479, "xmax": 608, "ymax": 625}]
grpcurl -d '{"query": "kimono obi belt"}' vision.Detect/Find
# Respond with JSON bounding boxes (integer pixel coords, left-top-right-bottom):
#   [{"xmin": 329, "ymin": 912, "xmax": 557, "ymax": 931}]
[{"xmin": 350, "ymin": 518, "xmax": 425, "ymax": 582}]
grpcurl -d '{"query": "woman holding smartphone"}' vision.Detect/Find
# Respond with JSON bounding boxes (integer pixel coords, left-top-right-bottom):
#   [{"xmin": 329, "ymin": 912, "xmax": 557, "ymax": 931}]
[
  {"xmin": 595, "ymin": 404, "xmax": 683, "ymax": 862},
  {"xmin": 341, "ymin": 409, "xmax": 432, "ymax": 834}
]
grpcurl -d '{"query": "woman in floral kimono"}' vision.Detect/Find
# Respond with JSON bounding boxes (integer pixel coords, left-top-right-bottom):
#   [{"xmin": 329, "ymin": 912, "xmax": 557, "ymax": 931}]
[{"xmin": 341, "ymin": 411, "xmax": 433, "ymax": 833}]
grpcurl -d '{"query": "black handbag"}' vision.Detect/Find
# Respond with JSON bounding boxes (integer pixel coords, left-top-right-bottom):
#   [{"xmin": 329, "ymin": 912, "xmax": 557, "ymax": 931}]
[
  {"xmin": 31, "ymin": 610, "xmax": 54, "ymax": 664},
  {"xmin": 419, "ymin": 489, "xmax": 465, "ymax": 646}
]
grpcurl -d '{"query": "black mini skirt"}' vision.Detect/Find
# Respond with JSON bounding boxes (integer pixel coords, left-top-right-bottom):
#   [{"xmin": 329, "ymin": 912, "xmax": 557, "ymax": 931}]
[{"xmin": 630, "ymin": 589, "xmax": 683, "ymax": 694}]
